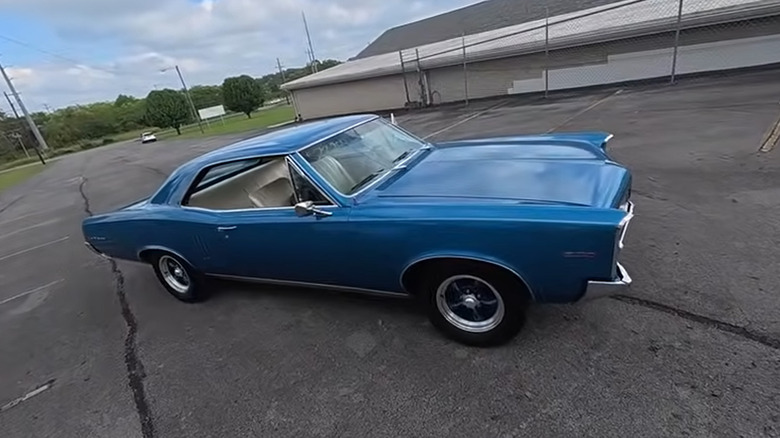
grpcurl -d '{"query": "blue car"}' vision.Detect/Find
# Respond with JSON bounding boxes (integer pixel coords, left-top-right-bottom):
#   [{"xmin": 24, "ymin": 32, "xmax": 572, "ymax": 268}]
[{"xmin": 83, "ymin": 114, "xmax": 634, "ymax": 346}]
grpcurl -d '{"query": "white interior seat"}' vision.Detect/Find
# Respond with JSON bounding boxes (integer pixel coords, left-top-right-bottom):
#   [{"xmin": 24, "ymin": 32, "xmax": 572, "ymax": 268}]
[
  {"xmin": 248, "ymin": 177, "xmax": 294, "ymax": 208},
  {"xmin": 311, "ymin": 156, "xmax": 356, "ymax": 194}
]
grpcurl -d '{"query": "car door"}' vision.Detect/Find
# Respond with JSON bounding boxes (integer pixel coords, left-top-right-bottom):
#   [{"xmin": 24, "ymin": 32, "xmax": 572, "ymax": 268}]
[{"xmin": 207, "ymin": 205, "xmax": 353, "ymax": 284}]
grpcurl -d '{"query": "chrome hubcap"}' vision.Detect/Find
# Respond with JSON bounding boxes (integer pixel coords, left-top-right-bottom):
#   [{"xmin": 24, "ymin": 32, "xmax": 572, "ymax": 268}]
[
  {"xmin": 158, "ymin": 255, "xmax": 190, "ymax": 294},
  {"xmin": 436, "ymin": 275, "xmax": 505, "ymax": 333}
]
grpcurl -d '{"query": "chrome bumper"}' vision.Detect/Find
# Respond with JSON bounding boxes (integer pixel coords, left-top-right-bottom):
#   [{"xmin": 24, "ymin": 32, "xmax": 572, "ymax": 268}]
[
  {"xmin": 582, "ymin": 262, "xmax": 632, "ymax": 301},
  {"xmin": 84, "ymin": 241, "xmax": 110, "ymax": 260}
]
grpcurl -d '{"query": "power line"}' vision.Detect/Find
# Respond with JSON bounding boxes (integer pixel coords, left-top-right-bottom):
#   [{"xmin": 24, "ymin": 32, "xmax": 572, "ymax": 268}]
[
  {"xmin": 0, "ymin": 34, "xmax": 123, "ymax": 76},
  {"xmin": 0, "ymin": 59, "xmax": 49, "ymax": 161}
]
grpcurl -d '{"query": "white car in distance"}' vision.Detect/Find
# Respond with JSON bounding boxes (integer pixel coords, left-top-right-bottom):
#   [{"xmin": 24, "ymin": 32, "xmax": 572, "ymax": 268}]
[{"xmin": 141, "ymin": 132, "xmax": 157, "ymax": 143}]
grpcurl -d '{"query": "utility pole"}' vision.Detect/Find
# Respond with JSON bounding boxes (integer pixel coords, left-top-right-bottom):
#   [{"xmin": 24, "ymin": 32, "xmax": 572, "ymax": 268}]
[
  {"xmin": 4, "ymin": 91, "xmax": 19, "ymax": 118},
  {"xmin": 302, "ymin": 11, "xmax": 318, "ymax": 74},
  {"xmin": 276, "ymin": 58, "xmax": 290, "ymax": 105},
  {"xmin": 0, "ymin": 59, "xmax": 49, "ymax": 154},
  {"xmin": 163, "ymin": 65, "xmax": 204, "ymax": 134},
  {"xmin": 175, "ymin": 65, "xmax": 204, "ymax": 134}
]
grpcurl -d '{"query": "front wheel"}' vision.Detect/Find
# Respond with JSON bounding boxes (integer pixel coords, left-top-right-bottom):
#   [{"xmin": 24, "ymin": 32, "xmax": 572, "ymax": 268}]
[
  {"xmin": 151, "ymin": 252, "xmax": 209, "ymax": 303},
  {"xmin": 422, "ymin": 262, "xmax": 529, "ymax": 347}
]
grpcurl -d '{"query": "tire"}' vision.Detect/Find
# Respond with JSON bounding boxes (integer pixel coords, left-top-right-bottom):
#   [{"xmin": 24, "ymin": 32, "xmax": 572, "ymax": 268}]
[
  {"xmin": 150, "ymin": 252, "xmax": 209, "ymax": 303},
  {"xmin": 420, "ymin": 261, "xmax": 530, "ymax": 347}
]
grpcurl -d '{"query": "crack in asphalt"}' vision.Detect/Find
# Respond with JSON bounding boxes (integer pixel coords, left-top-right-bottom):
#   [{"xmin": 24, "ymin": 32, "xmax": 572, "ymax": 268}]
[
  {"xmin": 612, "ymin": 295, "xmax": 780, "ymax": 350},
  {"xmin": 0, "ymin": 194, "xmax": 26, "ymax": 217},
  {"xmin": 78, "ymin": 178, "xmax": 92, "ymax": 216},
  {"xmin": 79, "ymin": 176, "xmax": 156, "ymax": 438}
]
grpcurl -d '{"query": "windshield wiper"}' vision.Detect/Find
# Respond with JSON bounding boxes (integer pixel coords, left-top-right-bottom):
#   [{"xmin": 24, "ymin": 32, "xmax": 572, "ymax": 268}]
[
  {"xmin": 393, "ymin": 150, "xmax": 412, "ymax": 164},
  {"xmin": 350, "ymin": 169, "xmax": 384, "ymax": 193}
]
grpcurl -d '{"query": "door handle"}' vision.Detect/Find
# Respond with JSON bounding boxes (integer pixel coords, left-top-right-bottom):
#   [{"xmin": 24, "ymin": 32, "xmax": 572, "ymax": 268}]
[{"xmin": 217, "ymin": 226, "xmax": 237, "ymax": 232}]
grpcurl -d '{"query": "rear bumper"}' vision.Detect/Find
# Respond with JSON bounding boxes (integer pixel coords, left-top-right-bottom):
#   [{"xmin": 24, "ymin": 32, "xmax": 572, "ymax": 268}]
[{"xmin": 582, "ymin": 262, "xmax": 632, "ymax": 301}]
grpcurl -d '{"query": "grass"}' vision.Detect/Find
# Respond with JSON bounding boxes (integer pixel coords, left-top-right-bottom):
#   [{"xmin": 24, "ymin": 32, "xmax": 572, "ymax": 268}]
[
  {"xmin": 0, "ymin": 163, "xmax": 44, "ymax": 193},
  {"xmin": 157, "ymin": 105, "xmax": 295, "ymax": 140},
  {"xmin": 0, "ymin": 104, "xmax": 296, "ymax": 175}
]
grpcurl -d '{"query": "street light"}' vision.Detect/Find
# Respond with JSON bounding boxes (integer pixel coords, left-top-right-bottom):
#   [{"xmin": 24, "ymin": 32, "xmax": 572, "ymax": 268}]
[{"xmin": 160, "ymin": 65, "xmax": 204, "ymax": 134}]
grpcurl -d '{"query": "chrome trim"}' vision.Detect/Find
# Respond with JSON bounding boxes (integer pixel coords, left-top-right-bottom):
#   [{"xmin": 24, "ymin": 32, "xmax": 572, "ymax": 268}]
[
  {"xmin": 582, "ymin": 262, "xmax": 632, "ymax": 301},
  {"xmin": 610, "ymin": 201, "xmax": 634, "ymax": 278},
  {"xmin": 178, "ymin": 156, "xmax": 343, "ymax": 213},
  {"xmin": 207, "ymin": 273, "xmax": 410, "ymax": 298},
  {"xmin": 181, "ymin": 204, "xmax": 341, "ymax": 214},
  {"xmin": 399, "ymin": 254, "xmax": 537, "ymax": 301},
  {"xmin": 161, "ymin": 116, "xmax": 381, "ymax": 207},
  {"xmin": 84, "ymin": 241, "xmax": 111, "ymax": 260},
  {"xmin": 286, "ymin": 156, "xmax": 340, "ymax": 207},
  {"xmin": 293, "ymin": 115, "xmax": 380, "ymax": 153},
  {"xmin": 617, "ymin": 201, "xmax": 634, "ymax": 250}
]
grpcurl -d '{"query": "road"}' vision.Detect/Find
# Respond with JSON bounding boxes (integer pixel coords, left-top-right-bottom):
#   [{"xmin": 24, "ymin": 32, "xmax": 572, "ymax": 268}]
[{"xmin": 1, "ymin": 69, "xmax": 779, "ymax": 438}]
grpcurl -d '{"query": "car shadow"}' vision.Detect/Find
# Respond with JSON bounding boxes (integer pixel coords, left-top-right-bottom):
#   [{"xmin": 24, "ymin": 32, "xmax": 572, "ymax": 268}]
[{"xmin": 207, "ymin": 277, "xmax": 422, "ymax": 316}]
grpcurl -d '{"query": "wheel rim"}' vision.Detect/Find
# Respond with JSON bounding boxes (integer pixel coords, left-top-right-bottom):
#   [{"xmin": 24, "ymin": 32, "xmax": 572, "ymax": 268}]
[
  {"xmin": 158, "ymin": 255, "xmax": 190, "ymax": 294},
  {"xmin": 435, "ymin": 274, "xmax": 505, "ymax": 333}
]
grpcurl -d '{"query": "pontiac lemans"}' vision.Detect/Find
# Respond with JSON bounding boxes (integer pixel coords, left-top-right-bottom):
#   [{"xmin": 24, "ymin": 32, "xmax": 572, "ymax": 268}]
[{"xmin": 83, "ymin": 114, "xmax": 634, "ymax": 346}]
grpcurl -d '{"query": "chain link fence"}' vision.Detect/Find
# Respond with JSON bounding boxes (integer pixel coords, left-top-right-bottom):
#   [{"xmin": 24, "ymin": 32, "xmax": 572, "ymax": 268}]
[
  {"xmin": 0, "ymin": 119, "xmax": 36, "ymax": 165},
  {"xmin": 398, "ymin": 0, "xmax": 780, "ymax": 108}
]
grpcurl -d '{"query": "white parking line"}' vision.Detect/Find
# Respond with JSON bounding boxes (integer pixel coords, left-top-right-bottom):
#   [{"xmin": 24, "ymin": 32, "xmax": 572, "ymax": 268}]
[
  {"xmin": 545, "ymin": 89, "xmax": 623, "ymax": 133},
  {"xmin": 0, "ymin": 219, "xmax": 61, "ymax": 242},
  {"xmin": 0, "ymin": 279, "xmax": 64, "ymax": 307},
  {"xmin": 0, "ymin": 236, "xmax": 70, "ymax": 263},
  {"xmin": 423, "ymin": 100, "xmax": 511, "ymax": 140},
  {"xmin": 0, "ymin": 210, "xmax": 44, "ymax": 227},
  {"xmin": 1, "ymin": 379, "xmax": 55, "ymax": 412}
]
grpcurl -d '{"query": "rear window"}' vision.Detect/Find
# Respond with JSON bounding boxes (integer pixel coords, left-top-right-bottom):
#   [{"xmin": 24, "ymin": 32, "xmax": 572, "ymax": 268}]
[{"xmin": 193, "ymin": 158, "xmax": 263, "ymax": 193}]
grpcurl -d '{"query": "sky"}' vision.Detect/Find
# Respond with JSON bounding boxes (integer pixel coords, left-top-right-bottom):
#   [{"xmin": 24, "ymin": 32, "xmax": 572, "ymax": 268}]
[{"xmin": 0, "ymin": 0, "xmax": 479, "ymax": 112}]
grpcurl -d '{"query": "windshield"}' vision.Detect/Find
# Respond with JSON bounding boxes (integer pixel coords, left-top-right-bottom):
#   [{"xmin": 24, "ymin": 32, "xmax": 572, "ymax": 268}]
[{"xmin": 299, "ymin": 118, "xmax": 426, "ymax": 195}]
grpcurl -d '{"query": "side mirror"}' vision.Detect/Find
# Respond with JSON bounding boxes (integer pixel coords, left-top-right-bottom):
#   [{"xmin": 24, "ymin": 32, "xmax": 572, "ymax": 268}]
[{"xmin": 294, "ymin": 201, "xmax": 332, "ymax": 217}]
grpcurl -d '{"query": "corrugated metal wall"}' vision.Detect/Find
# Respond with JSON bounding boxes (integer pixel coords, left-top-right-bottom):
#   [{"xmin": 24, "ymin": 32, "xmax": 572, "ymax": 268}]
[
  {"xmin": 291, "ymin": 75, "xmax": 407, "ymax": 120},
  {"xmin": 291, "ymin": 17, "xmax": 780, "ymax": 119}
]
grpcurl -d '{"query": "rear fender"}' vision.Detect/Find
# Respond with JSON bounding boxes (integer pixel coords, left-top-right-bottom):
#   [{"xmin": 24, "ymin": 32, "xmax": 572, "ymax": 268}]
[
  {"xmin": 137, "ymin": 245, "xmax": 197, "ymax": 269},
  {"xmin": 399, "ymin": 252, "xmax": 537, "ymax": 301}
]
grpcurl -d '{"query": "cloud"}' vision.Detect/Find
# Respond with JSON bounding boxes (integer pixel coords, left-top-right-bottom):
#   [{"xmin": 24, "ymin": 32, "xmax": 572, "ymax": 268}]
[{"xmin": 0, "ymin": 0, "xmax": 478, "ymax": 110}]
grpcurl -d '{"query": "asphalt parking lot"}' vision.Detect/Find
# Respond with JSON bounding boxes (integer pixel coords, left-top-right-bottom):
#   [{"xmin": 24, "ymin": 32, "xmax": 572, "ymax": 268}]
[{"xmin": 1, "ymin": 68, "xmax": 780, "ymax": 438}]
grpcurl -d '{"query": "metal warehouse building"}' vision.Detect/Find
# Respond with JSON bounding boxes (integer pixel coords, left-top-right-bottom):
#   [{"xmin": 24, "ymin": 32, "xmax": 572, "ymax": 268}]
[{"xmin": 282, "ymin": 0, "xmax": 780, "ymax": 120}]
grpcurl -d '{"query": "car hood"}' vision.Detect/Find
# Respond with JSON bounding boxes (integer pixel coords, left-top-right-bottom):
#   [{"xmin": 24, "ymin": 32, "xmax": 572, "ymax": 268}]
[{"xmin": 372, "ymin": 139, "xmax": 630, "ymax": 208}]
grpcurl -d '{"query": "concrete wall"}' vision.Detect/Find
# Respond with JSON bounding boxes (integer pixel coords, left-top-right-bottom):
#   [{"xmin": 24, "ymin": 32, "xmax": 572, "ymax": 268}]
[{"xmin": 290, "ymin": 17, "xmax": 780, "ymax": 118}]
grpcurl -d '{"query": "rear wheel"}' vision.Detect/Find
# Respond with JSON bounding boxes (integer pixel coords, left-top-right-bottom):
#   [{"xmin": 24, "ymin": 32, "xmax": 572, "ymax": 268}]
[
  {"xmin": 420, "ymin": 261, "xmax": 529, "ymax": 347},
  {"xmin": 150, "ymin": 252, "xmax": 209, "ymax": 303}
]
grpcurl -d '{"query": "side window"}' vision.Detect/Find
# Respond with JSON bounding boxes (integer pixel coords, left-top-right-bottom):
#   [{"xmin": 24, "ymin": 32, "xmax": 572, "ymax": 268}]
[
  {"xmin": 184, "ymin": 157, "xmax": 296, "ymax": 210},
  {"xmin": 289, "ymin": 164, "xmax": 332, "ymax": 206}
]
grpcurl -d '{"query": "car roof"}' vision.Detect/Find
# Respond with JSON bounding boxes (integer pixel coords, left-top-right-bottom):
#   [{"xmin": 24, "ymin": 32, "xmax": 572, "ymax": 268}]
[
  {"xmin": 149, "ymin": 113, "xmax": 378, "ymax": 204},
  {"xmin": 192, "ymin": 113, "xmax": 376, "ymax": 165}
]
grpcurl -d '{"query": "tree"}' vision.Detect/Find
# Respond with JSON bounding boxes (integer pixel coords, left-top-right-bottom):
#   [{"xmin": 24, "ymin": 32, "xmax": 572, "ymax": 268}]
[
  {"xmin": 114, "ymin": 94, "xmax": 138, "ymax": 107},
  {"xmin": 318, "ymin": 59, "xmax": 342, "ymax": 70},
  {"xmin": 222, "ymin": 75, "xmax": 265, "ymax": 118},
  {"xmin": 145, "ymin": 89, "xmax": 191, "ymax": 135},
  {"xmin": 189, "ymin": 85, "xmax": 223, "ymax": 110}
]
